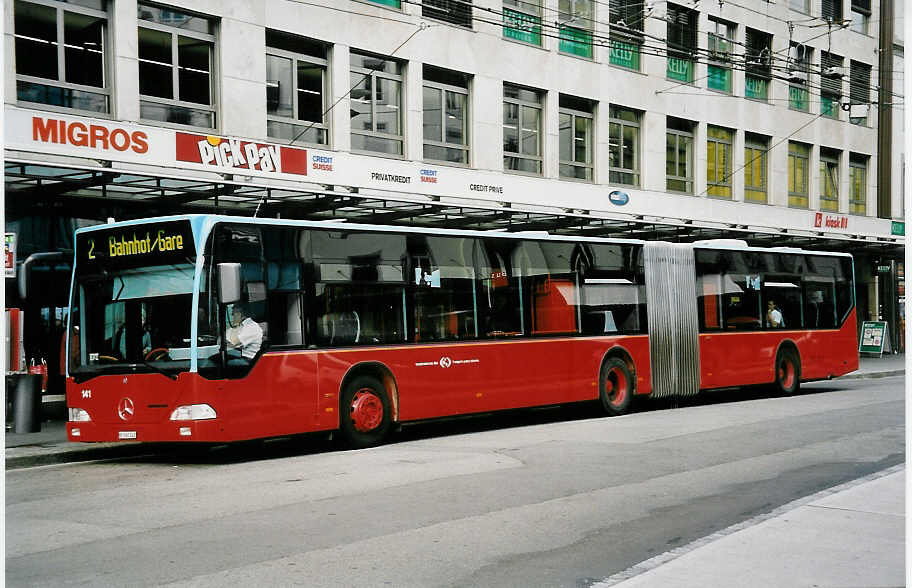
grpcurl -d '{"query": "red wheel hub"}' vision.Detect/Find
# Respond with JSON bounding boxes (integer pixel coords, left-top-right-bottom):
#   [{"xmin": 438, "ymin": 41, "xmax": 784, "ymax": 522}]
[
  {"xmin": 605, "ymin": 368, "xmax": 628, "ymax": 406},
  {"xmin": 350, "ymin": 389, "xmax": 383, "ymax": 432}
]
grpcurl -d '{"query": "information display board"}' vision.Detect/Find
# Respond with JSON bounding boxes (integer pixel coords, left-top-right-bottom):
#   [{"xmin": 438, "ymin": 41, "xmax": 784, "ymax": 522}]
[{"xmin": 859, "ymin": 321, "xmax": 890, "ymax": 356}]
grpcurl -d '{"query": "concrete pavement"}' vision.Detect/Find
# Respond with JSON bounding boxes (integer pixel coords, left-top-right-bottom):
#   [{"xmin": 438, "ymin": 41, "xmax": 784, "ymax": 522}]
[{"xmin": 5, "ymin": 353, "xmax": 906, "ymax": 587}]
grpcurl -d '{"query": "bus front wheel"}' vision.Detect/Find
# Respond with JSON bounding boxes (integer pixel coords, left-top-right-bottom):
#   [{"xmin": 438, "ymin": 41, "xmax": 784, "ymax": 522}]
[
  {"xmin": 340, "ymin": 375, "xmax": 391, "ymax": 449},
  {"xmin": 599, "ymin": 357, "xmax": 633, "ymax": 416},
  {"xmin": 774, "ymin": 349, "xmax": 801, "ymax": 396}
]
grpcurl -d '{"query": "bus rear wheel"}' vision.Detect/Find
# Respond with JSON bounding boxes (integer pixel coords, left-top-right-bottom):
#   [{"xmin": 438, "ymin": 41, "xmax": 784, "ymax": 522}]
[
  {"xmin": 599, "ymin": 357, "xmax": 633, "ymax": 416},
  {"xmin": 774, "ymin": 349, "xmax": 801, "ymax": 396},
  {"xmin": 340, "ymin": 375, "xmax": 391, "ymax": 449}
]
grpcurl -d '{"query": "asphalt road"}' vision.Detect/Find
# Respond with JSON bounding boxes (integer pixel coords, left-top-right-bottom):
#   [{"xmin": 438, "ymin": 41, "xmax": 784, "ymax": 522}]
[{"xmin": 6, "ymin": 376, "xmax": 904, "ymax": 587}]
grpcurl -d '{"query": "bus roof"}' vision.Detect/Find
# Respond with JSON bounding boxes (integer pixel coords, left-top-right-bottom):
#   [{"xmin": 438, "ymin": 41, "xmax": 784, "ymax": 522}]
[{"xmin": 75, "ymin": 214, "xmax": 853, "ymax": 258}]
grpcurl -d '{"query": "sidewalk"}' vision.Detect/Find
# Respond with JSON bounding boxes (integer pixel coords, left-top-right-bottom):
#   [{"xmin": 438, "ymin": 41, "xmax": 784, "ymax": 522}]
[{"xmin": 599, "ymin": 465, "xmax": 906, "ymax": 588}]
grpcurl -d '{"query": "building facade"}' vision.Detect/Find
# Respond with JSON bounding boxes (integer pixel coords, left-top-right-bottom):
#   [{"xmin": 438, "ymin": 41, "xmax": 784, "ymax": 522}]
[{"xmin": 4, "ymin": 0, "xmax": 905, "ymax": 375}]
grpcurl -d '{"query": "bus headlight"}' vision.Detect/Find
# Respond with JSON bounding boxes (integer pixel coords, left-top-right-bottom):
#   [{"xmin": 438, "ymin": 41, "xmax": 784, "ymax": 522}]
[
  {"xmin": 169, "ymin": 404, "xmax": 217, "ymax": 421},
  {"xmin": 69, "ymin": 408, "xmax": 92, "ymax": 422}
]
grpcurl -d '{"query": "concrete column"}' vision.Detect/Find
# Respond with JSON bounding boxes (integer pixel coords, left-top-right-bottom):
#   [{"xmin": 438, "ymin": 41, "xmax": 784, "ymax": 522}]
[
  {"xmin": 219, "ymin": 17, "xmax": 265, "ymax": 138},
  {"xmin": 543, "ymin": 88, "xmax": 560, "ymax": 179},
  {"xmin": 112, "ymin": 0, "xmax": 140, "ymax": 121},
  {"xmin": 405, "ymin": 59, "xmax": 423, "ymax": 161},
  {"xmin": 329, "ymin": 44, "xmax": 351, "ymax": 152}
]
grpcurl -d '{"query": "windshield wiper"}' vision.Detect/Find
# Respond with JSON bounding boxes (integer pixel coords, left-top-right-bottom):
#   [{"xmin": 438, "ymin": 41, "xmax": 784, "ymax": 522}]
[{"xmin": 138, "ymin": 361, "xmax": 178, "ymax": 381}]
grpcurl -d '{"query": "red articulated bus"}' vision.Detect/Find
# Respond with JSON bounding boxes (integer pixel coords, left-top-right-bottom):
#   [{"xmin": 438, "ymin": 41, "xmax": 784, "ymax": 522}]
[{"xmin": 65, "ymin": 215, "xmax": 858, "ymax": 447}]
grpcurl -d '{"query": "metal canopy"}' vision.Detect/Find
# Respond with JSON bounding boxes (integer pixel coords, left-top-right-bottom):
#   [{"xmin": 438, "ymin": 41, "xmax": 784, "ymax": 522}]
[{"xmin": 4, "ymin": 160, "xmax": 904, "ymax": 257}]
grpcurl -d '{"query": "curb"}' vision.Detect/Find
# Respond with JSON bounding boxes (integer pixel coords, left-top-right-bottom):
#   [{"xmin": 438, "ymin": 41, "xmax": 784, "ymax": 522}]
[{"xmin": 837, "ymin": 369, "xmax": 905, "ymax": 380}]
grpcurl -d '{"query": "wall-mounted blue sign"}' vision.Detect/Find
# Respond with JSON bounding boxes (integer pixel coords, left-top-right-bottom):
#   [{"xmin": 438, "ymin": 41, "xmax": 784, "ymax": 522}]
[{"xmin": 608, "ymin": 190, "xmax": 629, "ymax": 206}]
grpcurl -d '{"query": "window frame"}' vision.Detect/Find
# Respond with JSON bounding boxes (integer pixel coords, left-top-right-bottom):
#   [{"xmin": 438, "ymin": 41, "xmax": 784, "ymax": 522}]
[
  {"xmin": 744, "ymin": 135, "xmax": 768, "ymax": 203},
  {"xmin": 820, "ymin": 52, "xmax": 843, "ymax": 119},
  {"xmin": 849, "ymin": 60, "xmax": 871, "ymax": 125},
  {"xmin": 350, "ymin": 51, "xmax": 405, "ymax": 157},
  {"xmin": 137, "ymin": 5, "xmax": 218, "ymax": 130},
  {"xmin": 422, "ymin": 0, "xmax": 473, "ymax": 28},
  {"xmin": 14, "ymin": 0, "xmax": 112, "ymax": 116},
  {"xmin": 745, "ymin": 28, "xmax": 772, "ymax": 102},
  {"xmin": 265, "ymin": 37, "xmax": 329, "ymax": 147},
  {"xmin": 666, "ymin": 3, "xmax": 697, "ymax": 83},
  {"xmin": 608, "ymin": 0, "xmax": 643, "ymax": 71},
  {"xmin": 423, "ymin": 72, "xmax": 470, "ymax": 166},
  {"xmin": 788, "ymin": 43, "xmax": 811, "ymax": 113},
  {"xmin": 707, "ymin": 17, "xmax": 735, "ymax": 94},
  {"xmin": 849, "ymin": 154, "xmax": 867, "ymax": 215},
  {"xmin": 788, "ymin": 141, "xmax": 810, "ymax": 208},
  {"xmin": 558, "ymin": 0, "xmax": 594, "ymax": 59},
  {"xmin": 819, "ymin": 150, "xmax": 840, "ymax": 212},
  {"xmin": 503, "ymin": 0, "xmax": 542, "ymax": 47},
  {"xmin": 666, "ymin": 120, "xmax": 694, "ymax": 194},
  {"xmin": 558, "ymin": 100, "xmax": 594, "ymax": 182},
  {"xmin": 503, "ymin": 84, "xmax": 544, "ymax": 175},
  {"xmin": 706, "ymin": 125, "xmax": 733, "ymax": 199},
  {"xmin": 608, "ymin": 105, "xmax": 640, "ymax": 187}
]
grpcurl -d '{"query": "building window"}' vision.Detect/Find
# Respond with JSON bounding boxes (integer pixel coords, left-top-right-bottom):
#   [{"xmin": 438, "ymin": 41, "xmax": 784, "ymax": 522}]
[
  {"xmin": 850, "ymin": 0, "xmax": 870, "ymax": 34},
  {"xmin": 423, "ymin": 0, "xmax": 472, "ymax": 28},
  {"xmin": 706, "ymin": 126, "xmax": 732, "ymax": 199},
  {"xmin": 820, "ymin": 149, "xmax": 840, "ymax": 212},
  {"xmin": 350, "ymin": 51, "xmax": 404, "ymax": 156},
  {"xmin": 849, "ymin": 61, "xmax": 871, "ymax": 125},
  {"xmin": 609, "ymin": 0, "xmax": 643, "ymax": 71},
  {"xmin": 265, "ymin": 31, "xmax": 327, "ymax": 146},
  {"xmin": 707, "ymin": 18, "xmax": 734, "ymax": 93},
  {"xmin": 503, "ymin": 84, "xmax": 543, "ymax": 175},
  {"xmin": 745, "ymin": 29, "xmax": 772, "ymax": 101},
  {"xmin": 559, "ymin": 94, "xmax": 594, "ymax": 181},
  {"xmin": 666, "ymin": 4, "xmax": 697, "ymax": 83},
  {"xmin": 609, "ymin": 105, "xmax": 640, "ymax": 186},
  {"xmin": 14, "ymin": 0, "xmax": 109, "ymax": 114},
  {"xmin": 820, "ymin": 52, "xmax": 843, "ymax": 119},
  {"xmin": 788, "ymin": 141, "xmax": 810, "ymax": 208},
  {"xmin": 822, "ymin": 0, "xmax": 843, "ymax": 23},
  {"xmin": 423, "ymin": 66, "xmax": 469, "ymax": 165},
  {"xmin": 666, "ymin": 117, "xmax": 694, "ymax": 193},
  {"xmin": 558, "ymin": 0, "xmax": 594, "ymax": 58},
  {"xmin": 138, "ymin": 4, "xmax": 216, "ymax": 128},
  {"xmin": 503, "ymin": 1, "xmax": 541, "ymax": 46},
  {"xmin": 367, "ymin": 0, "xmax": 401, "ymax": 7},
  {"xmin": 849, "ymin": 154, "xmax": 867, "ymax": 214},
  {"xmin": 788, "ymin": 43, "xmax": 811, "ymax": 112},
  {"xmin": 789, "ymin": 0, "xmax": 809, "ymax": 13},
  {"xmin": 744, "ymin": 134, "xmax": 768, "ymax": 203}
]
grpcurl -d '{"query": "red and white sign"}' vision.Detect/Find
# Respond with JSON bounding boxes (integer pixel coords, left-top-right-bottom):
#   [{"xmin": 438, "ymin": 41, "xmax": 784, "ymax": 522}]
[
  {"xmin": 175, "ymin": 132, "xmax": 307, "ymax": 176},
  {"xmin": 814, "ymin": 212, "xmax": 849, "ymax": 230}
]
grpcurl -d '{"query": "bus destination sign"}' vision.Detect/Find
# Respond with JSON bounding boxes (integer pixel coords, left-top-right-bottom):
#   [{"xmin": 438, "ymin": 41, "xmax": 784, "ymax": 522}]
[{"xmin": 77, "ymin": 220, "xmax": 195, "ymax": 271}]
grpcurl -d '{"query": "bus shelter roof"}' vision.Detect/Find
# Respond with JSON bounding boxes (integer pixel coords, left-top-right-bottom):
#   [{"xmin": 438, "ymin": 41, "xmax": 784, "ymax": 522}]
[{"xmin": 4, "ymin": 160, "xmax": 903, "ymax": 257}]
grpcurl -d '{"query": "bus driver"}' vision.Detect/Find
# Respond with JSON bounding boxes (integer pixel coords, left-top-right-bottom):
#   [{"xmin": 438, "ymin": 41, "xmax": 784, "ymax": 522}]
[{"xmin": 226, "ymin": 303, "xmax": 263, "ymax": 360}]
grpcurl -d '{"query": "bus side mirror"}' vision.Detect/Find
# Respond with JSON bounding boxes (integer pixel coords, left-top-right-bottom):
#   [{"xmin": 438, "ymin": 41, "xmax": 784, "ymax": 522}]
[{"xmin": 218, "ymin": 263, "xmax": 242, "ymax": 305}]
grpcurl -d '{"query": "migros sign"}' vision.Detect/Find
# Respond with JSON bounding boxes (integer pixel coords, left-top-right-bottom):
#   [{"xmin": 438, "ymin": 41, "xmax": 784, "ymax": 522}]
[{"xmin": 31, "ymin": 116, "xmax": 149, "ymax": 153}]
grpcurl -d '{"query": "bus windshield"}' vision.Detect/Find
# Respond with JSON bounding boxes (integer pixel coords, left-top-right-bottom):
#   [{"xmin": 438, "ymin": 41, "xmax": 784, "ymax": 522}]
[{"xmin": 69, "ymin": 263, "xmax": 196, "ymax": 378}]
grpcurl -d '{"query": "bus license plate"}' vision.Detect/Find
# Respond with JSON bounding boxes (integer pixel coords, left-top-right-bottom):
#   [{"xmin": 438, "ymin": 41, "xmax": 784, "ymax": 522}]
[{"xmin": 118, "ymin": 431, "xmax": 137, "ymax": 440}]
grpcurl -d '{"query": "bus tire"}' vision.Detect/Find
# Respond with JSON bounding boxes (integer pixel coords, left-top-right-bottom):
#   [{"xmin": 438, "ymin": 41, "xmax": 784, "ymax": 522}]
[
  {"xmin": 599, "ymin": 357, "xmax": 633, "ymax": 416},
  {"xmin": 340, "ymin": 375, "xmax": 391, "ymax": 449},
  {"xmin": 774, "ymin": 348, "xmax": 801, "ymax": 396}
]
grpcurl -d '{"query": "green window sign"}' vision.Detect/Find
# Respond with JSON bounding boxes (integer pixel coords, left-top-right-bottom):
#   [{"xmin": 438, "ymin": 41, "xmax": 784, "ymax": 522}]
[
  {"xmin": 821, "ymin": 95, "xmax": 839, "ymax": 118},
  {"xmin": 789, "ymin": 86, "xmax": 809, "ymax": 111},
  {"xmin": 559, "ymin": 26, "xmax": 593, "ymax": 58},
  {"xmin": 745, "ymin": 75, "xmax": 768, "ymax": 100},
  {"xmin": 667, "ymin": 56, "xmax": 692, "ymax": 82},
  {"xmin": 503, "ymin": 9, "xmax": 542, "ymax": 46},
  {"xmin": 609, "ymin": 40, "xmax": 639, "ymax": 70},
  {"xmin": 367, "ymin": 0, "xmax": 400, "ymax": 6},
  {"xmin": 892, "ymin": 221, "xmax": 905, "ymax": 235},
  {"xmin": 707, "ymin": 65, "xmax": 731, "ymax": 92}
]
